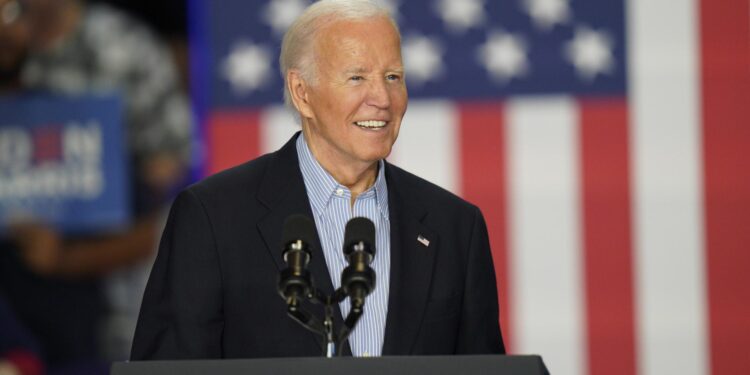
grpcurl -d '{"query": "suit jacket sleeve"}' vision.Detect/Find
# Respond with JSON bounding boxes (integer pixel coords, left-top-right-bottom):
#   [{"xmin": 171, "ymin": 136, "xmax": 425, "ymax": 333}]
[
  {"xmin": 130, "ymin": 189, "xmax": 224, "ymax": 360},
  {"xmin": 456, "ymin": 207, "xmax": 506, "ymax": 354}
]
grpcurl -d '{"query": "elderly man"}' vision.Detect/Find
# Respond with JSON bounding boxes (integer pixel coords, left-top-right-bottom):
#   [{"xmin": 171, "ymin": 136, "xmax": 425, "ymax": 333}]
[{"xmin": 131, "ymin": 0, "xmax": 504, "ymax": 359}]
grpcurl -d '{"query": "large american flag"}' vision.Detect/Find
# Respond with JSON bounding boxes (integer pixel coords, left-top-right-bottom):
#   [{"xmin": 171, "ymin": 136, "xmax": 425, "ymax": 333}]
[{"xmin": 188, "ymin": 0, "xmax": 749, "ymax": 374}]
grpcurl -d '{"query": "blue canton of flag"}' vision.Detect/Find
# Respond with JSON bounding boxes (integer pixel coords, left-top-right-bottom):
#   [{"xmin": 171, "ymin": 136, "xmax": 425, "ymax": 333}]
[{"xmin": 195, "ymin": 0, "xmax": 625, "ymax": 110}]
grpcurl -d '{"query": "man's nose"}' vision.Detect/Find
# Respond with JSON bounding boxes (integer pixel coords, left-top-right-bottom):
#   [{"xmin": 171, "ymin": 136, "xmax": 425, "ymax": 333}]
[{"xmin": 366, "ymin": 79, "xmax": 391, "ymax": 109}]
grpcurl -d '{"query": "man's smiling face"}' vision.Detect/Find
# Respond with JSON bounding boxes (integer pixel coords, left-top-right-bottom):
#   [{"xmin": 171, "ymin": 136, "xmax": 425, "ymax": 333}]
[{"xmin": 300, "ymin": 15, "xmax": 407, "ymax": 170}]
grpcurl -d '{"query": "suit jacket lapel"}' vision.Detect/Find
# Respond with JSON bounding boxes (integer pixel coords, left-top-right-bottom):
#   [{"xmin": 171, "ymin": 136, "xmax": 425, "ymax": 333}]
[
  {"xmin": 256, "ymin": 133, "xmax": 352, "ymax": 356},
  {"xmin": 381, "ymin": 163, "xmax": 437, "ymax": 355}
]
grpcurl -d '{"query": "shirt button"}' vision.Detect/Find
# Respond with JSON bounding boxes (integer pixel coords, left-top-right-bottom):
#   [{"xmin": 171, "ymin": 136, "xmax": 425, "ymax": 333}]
[{"xmin": 335, "ymin": 188, "xmax": 344, "ymax": 196}]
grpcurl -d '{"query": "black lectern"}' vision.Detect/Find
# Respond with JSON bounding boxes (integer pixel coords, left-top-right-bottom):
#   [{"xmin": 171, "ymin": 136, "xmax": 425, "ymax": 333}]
[{"xmin": 112, "ymin": 355, "xmax": 549, "ymax": 375}]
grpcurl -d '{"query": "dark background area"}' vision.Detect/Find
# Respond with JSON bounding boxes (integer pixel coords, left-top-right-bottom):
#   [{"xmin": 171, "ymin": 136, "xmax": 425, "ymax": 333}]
[{"xmin": 91, "ymin": 0, "xmax": 187, "ymax": 38}]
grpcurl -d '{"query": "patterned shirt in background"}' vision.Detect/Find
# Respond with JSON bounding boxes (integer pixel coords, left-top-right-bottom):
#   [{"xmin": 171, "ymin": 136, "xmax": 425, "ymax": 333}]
[
  {"xmin": 21, "ymin": 3, "xmax": 192, "ymax": 180},
  {"xmin": 296, "ymin": 133, "xmax": 391, "ymax": 357}
]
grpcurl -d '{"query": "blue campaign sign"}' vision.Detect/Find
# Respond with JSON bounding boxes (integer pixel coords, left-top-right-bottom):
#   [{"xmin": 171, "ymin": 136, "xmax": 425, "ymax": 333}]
[{"xmin": 0, "ymin": 93, "xmax": 131, "ymax": 234}]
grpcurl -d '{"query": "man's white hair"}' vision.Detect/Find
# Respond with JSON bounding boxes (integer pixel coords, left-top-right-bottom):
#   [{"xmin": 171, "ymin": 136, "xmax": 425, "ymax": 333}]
[{"xmin": 279, "ymin": 0, "xmax": 400, "ymax": 111}]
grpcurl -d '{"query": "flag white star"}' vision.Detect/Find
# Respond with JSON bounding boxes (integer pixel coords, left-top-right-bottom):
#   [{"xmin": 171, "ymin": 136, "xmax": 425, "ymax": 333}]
[
  {"xmin": 402, "ymin": 34, "xmax": 444, "ymax": 86},
  {"xmin": 523, "ymin": 0, "xmax": 571, "ymax": 30},
  {"xmin": 263, "ymin": 0, "xmax": 310, "ymax": 36},
  {"xmin": 477, "ymin": 30, "xmax": 529, "ymax": 83},
  {"xmin": 434, "ymin": 0, "xmax": 485, "ymax": 33},
  {"xmin": 221, "ymin": 41, "xmax": 273, "ymax": 94},
  {"xmin": 564, "ymin": 26, "xmax": 615, "ymax": 81}
]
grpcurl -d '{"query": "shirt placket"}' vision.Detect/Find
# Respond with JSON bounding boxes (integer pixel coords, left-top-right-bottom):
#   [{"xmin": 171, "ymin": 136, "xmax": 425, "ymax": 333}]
[
  {"xmin": 350, "ymin": 190, "xmax": 378, "ymax": 356},
  {"xmin": 331, "ymin": 186, "xmax": 352, "ymax": 290}
]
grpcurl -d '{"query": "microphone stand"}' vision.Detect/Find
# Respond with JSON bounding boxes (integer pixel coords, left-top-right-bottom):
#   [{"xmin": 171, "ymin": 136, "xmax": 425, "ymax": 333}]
[
  {"xmin": 279, "ymin": 216, "xmax": 375, "ymax": 358},
  {"xmin": 284, "ymin": 287, "xmax": 361, "ymax": 357}
]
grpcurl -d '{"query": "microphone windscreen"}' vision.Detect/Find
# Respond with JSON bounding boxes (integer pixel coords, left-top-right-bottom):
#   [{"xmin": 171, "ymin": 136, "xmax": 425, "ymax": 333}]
[
  {"xmin": 281, "ymin": 214, "xmax": 317, "ymax": 247},
  {"xmin": 344, "ymin": 217, "xmax": 376, "ymax": 255}
]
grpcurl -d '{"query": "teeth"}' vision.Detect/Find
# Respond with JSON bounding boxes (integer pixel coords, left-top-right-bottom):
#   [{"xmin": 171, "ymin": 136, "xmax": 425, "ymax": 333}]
[{"xmin": 355, "ymin": 120, "xmax": 387, "ymax": 128}]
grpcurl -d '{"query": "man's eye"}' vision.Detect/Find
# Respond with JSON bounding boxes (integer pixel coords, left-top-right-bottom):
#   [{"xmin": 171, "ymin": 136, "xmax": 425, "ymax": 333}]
[
  {"xmin": 350, "ymin": 76, "xmax": 364, "ymax": 81},
  {"xmin": 386, "ymin": 74, "xmax": 401, "ymax": 81}
]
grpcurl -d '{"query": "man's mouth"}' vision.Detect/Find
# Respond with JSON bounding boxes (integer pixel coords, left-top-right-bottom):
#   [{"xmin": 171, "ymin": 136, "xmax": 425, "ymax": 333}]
[{"xmin": 354, "ymin": 120, "xmax": 387, "ymax": 129}]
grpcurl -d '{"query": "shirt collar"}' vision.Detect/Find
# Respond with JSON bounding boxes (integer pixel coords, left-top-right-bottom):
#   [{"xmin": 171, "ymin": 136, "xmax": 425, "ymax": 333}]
[{"xmin": 296, "ymin": 133, "xmax": 389, "ymax": 219}]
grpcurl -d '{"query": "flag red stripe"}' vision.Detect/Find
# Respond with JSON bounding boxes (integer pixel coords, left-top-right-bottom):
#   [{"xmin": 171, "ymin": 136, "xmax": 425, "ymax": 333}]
[
  {"xmin": 700, "ymin": 0, "xmax": 750, "ymax": 373},
  {"xmin": 206, "ymin": 111, "xmax": 261, "ymax": 175},
  {"xmin": 580, "ymin": 99, "xmax": 636, "ymax": 375},
  {"xmin": 458, "ymin": 102, "xmax": 512, "ymax": 351}
]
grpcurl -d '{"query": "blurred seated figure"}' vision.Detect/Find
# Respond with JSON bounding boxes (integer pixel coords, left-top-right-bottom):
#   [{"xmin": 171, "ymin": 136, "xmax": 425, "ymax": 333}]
[
  {"xmin": 0, "ymin": 295, "xmax": 43, "ymax": 375},
  {"xmin": 0, "ymin": 0, "xmax": 192, "ymax": 369}
]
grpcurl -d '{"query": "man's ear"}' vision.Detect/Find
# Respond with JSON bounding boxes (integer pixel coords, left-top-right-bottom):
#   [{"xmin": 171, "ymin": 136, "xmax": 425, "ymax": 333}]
[{"xmin": 288, "ymin": 70, "xmax": 314, "ymax": 119}]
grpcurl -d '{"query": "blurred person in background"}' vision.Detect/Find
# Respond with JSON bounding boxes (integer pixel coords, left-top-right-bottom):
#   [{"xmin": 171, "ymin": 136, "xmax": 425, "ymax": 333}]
[{"xmin": 0, "ymin": 0, "xmax": 192, "ymax": 371}]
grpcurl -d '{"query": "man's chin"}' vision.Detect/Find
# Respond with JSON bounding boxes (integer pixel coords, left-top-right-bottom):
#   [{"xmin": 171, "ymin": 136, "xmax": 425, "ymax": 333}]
[{"xmin": 358, "ymin": 147, "xmax": 393, "ymax": 164}]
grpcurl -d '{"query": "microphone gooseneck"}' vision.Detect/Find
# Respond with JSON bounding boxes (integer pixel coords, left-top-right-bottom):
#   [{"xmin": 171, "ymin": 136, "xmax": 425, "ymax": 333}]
[
  {"xmin": 341, "ymin": 217, "xmax": 376, "ymax": 310},
  {"xmin": 277, "ymin": 214, "xmax": 317, "ymax": 307}
]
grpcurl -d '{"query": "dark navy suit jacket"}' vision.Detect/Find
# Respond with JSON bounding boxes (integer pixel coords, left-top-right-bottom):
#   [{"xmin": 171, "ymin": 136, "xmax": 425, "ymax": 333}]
[{"xmin": 130, "ymin": 133, "xmax": 505, "ymax": 359}]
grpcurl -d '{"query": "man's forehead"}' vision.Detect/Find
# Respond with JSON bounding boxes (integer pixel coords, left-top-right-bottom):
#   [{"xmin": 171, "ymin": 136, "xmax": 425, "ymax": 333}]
[
  {"xmin": 316, "ymin": 20, "xmax": 400, "ymax": 52},
  {"xmin": 320, "ymin": 42, "xmax": 404, "ymax": 74},
  {"xmin": 316, "ymin": 16, "xmax": 399, "ymax": 44}
]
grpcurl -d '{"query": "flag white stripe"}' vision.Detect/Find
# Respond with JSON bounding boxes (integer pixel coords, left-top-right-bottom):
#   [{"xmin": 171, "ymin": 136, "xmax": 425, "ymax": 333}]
[
  {"xmin": 389, "ymin": 100, "xmax": 459, "ymax": 193},
  {"xmin": 506, "ymin": 98, "xmax": 586, "ymax": 375},
  {"xmin": 259, "ymin": 106, "xmax": 299, "ymax": 153},
  {"xmin": 627, "ymin": 0, "xmax": 709, "ymax": 373}
]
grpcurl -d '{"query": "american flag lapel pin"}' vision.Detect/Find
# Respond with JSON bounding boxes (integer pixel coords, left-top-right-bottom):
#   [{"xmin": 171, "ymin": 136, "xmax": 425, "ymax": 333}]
[{"xmin": 417, "ymin": 235, "xmax": 430, "ymax": 247}]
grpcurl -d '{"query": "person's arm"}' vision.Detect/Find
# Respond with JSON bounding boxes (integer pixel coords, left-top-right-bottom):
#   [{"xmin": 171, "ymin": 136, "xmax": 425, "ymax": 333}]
[
  {"xmin": 130, "ymin": 189, "xmax": 224, "ymax": 360},
  {"xmin": 11, "ymin": 213, "xmax": 160, "ymax": 279},
  {"xmin": 455, "ymin": 207, "xmax": 506, "ymax": 354}
]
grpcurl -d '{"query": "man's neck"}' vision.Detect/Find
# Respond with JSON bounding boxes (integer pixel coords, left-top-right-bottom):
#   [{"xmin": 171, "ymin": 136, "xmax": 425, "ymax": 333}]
[{"xmin": 301, "ymin": 132, "xmax": 378, "ymax": 205}]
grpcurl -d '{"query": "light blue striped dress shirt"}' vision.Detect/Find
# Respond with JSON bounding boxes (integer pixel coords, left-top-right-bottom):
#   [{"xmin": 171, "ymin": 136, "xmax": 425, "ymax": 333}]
[{"xmin": 296, "ymin": 134, "xmax": 390, "ymax": 357}]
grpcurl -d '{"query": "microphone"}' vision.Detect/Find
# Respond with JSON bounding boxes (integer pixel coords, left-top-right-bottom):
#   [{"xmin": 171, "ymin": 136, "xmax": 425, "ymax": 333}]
[
  {"xmin": 277, "ymin": 214, "xmax": 317, "ymax": 307},
  {"xmin": 340, "ymin": 217, "xmax": 376, "ymax": 311}
]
